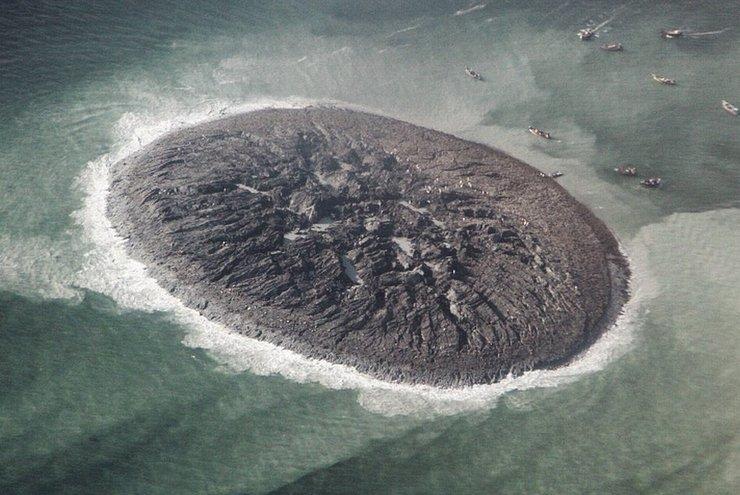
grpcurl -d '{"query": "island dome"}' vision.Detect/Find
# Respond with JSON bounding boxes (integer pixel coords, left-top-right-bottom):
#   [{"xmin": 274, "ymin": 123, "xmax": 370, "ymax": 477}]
[{"xmin": 108, "ymin": 108, "xmax": 629, "ymax": 387}]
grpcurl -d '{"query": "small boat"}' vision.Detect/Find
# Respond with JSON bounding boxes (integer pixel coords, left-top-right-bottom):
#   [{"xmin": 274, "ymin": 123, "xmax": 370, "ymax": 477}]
[
  {"xmin": 661, "ymin": 28, "xmax": 683, "ymax": 39},
  {"xmin": 614, "ymin": 165, "xmax": 638, "ymax": 176},
  {"xmin": 640, "ymin": 177, "xmax": 662, "ymax": 188},
  {"xmin": 578, "ymin": 28, "xmax": 595, "ymax": 40},
  {"xmin": 721, "ymin": 100, "xmax": 738, "ymax": 116},
  {"xmin": 538, "ymin": 171, "xmax": 563, "ymax": 178},
  {"xmin": 465, "ymin": 66, "xmax": 483, "ymax": 81},
  {"xmin": 600, "ymin": 42, "xmax": 623, "ymax": 51},
  {"xmin": 652, "ymin": 73, "xmax": 676, "ymax": 85},
  {"xmin": 528, "ymin": 126, "xmax": 551, "ymax": 140}
]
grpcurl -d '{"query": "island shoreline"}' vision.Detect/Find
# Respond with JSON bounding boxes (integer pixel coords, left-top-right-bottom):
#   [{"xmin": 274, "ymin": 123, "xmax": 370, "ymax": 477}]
[{"xmin": 107, "ymin": 106, "xmax": 630, "ymax": 388}]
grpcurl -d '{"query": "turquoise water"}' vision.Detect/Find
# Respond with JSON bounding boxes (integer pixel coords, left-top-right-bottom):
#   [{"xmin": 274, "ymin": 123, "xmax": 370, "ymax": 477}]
[{"xmin": 1, "ymin": 1, "xmax": 738, "ymax": 493}]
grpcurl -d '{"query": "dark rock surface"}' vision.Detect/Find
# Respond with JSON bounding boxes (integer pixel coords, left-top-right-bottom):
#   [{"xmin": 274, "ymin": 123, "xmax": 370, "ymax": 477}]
[{"xmin": 107, "ymin": 107, "xmax": 629, "ymax": 387}]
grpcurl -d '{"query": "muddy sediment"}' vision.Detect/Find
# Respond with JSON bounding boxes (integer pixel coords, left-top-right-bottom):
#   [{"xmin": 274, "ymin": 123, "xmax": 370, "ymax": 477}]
[{"xmin": 107, "ymin": 107, "xmax": 629, "ymax": 387}]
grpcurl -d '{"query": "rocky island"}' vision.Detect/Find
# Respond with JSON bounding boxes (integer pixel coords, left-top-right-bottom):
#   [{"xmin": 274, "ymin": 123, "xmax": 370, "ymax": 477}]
[{"xmin": 108, "ymin": 107, "xmax": 629, "ymax": 387}]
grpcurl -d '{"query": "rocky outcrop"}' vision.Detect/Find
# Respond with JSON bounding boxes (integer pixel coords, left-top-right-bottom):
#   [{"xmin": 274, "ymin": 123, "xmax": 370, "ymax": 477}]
[{"xmin": 107, "ymin": 107, "xmax": 629, "ymax": 387}]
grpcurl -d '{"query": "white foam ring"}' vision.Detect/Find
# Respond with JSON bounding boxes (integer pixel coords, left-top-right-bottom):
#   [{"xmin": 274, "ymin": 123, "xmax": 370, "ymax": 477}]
[{"xmin": 71, "ymin": 97, "xmax": 654, "ymax": 416}]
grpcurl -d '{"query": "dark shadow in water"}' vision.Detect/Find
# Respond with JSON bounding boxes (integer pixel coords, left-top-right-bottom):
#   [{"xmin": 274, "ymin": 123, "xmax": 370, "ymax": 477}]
[
  {"xmin": 0, "ymin": 292, "xmax": 220, "ymax": 493},
  {"xmin": 263, "ymin": 421, "xmax": 736, "ymax": 495},
  {"xmin": 3, "ymin": 401, "xmax": 205, "ymax": 494},
  {"xmin": 262, "ymin": 419, "xmax": 463, "ymax": 495},
  {"xmin": 0, "ymin": 290, "xmax": 367, "ymax": 495}
]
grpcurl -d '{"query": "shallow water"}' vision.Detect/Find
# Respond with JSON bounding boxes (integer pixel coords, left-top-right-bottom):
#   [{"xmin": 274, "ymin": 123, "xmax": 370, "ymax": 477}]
[{"xmin": 1, "ymin": 1, "xmax": 738, "ymax": 493}]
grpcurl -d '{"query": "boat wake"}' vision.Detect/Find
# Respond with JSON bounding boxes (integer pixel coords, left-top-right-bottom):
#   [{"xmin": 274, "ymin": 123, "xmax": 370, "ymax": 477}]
[
  {"xmin": 686, "ymin": 28, "xmax": 731, "ymax": 37},
  {"xmin": 585, "ymin": 4, "xmax": 628, "ymax": 34},
  {"xmin": 67, "ymin": 98, "xmax": 655, "ymax": 417},
  {"xmin": 454, "ymin": 4, "xmax": 487, "ymax": 17},
  {"xmin": 386, "ymin": 24, "xmax": 421, "ymax": 38}
]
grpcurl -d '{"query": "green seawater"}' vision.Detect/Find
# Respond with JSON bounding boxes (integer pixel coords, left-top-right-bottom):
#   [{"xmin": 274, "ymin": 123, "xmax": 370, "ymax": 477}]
[{"xmin": 0, "ymin": 1, "xmax": 738, "ymax": 493}]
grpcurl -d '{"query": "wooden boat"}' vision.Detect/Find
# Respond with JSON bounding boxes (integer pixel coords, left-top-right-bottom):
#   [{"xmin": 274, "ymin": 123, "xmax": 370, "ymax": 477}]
[
  {"xmin": 721, "ymin": 100, "xmax": 738, "ymax": 116},
  {"xmin": 600, "ymin": 42, "xmax": 623, "ymax": 51},
  {"xmin": 465, "ymin": 66, "xmax": 483, "ymax": 81},
  {"xmin": 640, "ymin": 177, "xmax": 662, "ymax": 188},
  {"xmin": 661, "ymin": 28, "xmax": 683, "ymax": 39},
  {"xmin": 578, "ymin": 28, "xmax": 595, "ymax": 40},
  {"xmin": 528, "ymin": 126, "xmax": 551, "ymax": 140},
  {"xmin": 652, "ymin": 73, "xmax": 676, "ymax": 85},
  {"xmin": 614, "ymin": 165, "xmax": 637, "ymax": 176}
]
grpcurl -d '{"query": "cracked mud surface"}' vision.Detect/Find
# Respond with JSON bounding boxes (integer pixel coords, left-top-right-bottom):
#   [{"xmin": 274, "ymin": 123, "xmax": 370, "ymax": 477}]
[{"xmin": 108, "ymin": 108, "xmax": 629, "ymax": 387}]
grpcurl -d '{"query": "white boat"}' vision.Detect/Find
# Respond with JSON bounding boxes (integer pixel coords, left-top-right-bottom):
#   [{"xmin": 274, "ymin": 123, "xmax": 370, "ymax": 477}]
[
  {"xmin": 538, "ymin": 171, "xmax": 563, "ymax": 178},
  {"xmin": 614, "ymin": 165, "xmax": 638, "ymax": 176},
  {"xmin": 651, "ymin": 73, "xmax": 676, "ymax": 85},
  {"xmin": 528, "ymin": 126, "xmax": 551, "ymax": 140},
  {"xmin": 661, "ymin": 28, "xmax": 683, "ymax": 39},
  {"xmin": 578, "ymin": 28, "xmax": 595, "ymax": 40},
  {"xmin": 600, "ymin": 42, "xmax": 623, "ymax": 51},
  {"xmin": 721, "ymin": 100, "xmax": 738, "ymax": 116}
]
